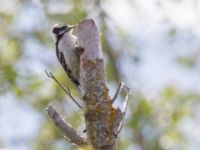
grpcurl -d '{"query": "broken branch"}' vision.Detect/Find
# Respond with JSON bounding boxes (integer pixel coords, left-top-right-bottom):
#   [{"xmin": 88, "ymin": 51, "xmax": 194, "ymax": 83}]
[
  {"xmin": 111, "ymin": 81, "xmax": 125, "ymax": 103},
  {"xmin": 117, "ymin": 86, "xmax": 131, "ymax": 134},
  {"xmin": 46, "ymin": 104, "xmax": 87, "ymax": 146}
]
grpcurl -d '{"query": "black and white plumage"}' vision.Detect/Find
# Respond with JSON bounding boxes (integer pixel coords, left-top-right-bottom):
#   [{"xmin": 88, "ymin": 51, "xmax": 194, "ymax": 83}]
[{"xmin": 52, "ymin": 24, "xmax": 80, "ymax": 87}]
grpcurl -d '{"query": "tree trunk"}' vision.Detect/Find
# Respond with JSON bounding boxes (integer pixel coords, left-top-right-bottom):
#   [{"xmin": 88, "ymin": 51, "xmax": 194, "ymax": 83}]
[{"xmin": 77, "ymin": 19, "xmax": 123, "ymax": 150}]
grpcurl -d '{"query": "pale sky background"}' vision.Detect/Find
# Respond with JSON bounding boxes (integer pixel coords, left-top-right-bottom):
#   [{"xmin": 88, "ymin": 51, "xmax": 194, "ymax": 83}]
[{"xmin": 0, "ymin": 0, "xmax": 200, "ymax": 149}]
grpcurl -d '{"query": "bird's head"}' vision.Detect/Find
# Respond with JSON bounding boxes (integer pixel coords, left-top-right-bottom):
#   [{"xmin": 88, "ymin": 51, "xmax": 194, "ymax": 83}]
[{"xmin": 52, "ymin": 24, "xmax": 75, "ymax": 36}]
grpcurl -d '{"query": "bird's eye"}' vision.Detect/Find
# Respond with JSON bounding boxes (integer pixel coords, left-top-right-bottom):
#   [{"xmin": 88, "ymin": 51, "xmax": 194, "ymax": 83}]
[
  {"xmin": 52, "ymin": 27, "xmax": 59, "ymax": 34},
  {"xmin": 61, "ymin": 26, "xmax": 68, "ymax": 31}
]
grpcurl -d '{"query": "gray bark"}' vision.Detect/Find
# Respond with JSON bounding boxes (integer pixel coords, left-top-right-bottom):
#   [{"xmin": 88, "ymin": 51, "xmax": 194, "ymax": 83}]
[{"xmin": 77, "ymin": 19, "xmax": 123, "ymax": 150}]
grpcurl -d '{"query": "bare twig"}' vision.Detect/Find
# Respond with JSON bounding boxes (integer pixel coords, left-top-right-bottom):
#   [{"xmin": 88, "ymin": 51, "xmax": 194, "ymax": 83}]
[
  {"xmin": 117, "ymin": 86, "xmax": 131, "ymax": 134},
  {"xmin": 45, "ymin": 70, "xmax": 83, "ymax": 109},
  {"xmin": 46, "ymin": 104, "xmax": 87, "ymax": 146},
  {"xmin": 111, "ymin": 81, "xmax": 125, "ymax": 103}
]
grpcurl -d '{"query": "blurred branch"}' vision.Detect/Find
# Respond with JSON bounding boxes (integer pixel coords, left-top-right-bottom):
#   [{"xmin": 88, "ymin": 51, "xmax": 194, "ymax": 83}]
[
  {"xmin": 95, "ymin": 0, "xmax": 121, "ymax": 81},
  {"xmin": 45, "ymin": 71, "xmax": 83, "ymax": 109},
  {"xmin": 46, "ymin": 104, "xmax": 87, "ymax": 146}
]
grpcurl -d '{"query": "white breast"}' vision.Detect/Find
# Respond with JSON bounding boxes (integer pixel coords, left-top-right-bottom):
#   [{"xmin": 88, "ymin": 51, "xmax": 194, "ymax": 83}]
[{"xmin": 58, "ymin": 32, "xmax": 79, "ymax": 80}]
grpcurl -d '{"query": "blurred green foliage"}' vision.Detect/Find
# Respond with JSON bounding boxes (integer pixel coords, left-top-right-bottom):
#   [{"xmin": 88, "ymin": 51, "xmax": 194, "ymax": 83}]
[{"xmin": 0, "ymin": 0, "xmax": 200, "ymax": 150}]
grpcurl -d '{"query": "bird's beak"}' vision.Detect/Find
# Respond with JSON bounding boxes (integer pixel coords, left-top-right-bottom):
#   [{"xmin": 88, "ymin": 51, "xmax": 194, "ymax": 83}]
[{"xmin": 68, "ymin": 25, "xmax": 76, "ymax": 31}]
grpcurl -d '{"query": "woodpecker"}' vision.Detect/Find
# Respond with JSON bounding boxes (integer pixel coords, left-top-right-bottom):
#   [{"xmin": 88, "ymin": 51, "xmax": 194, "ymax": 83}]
[{"xmin": 52, "ymin": 24, "xmax": 80, "ymax": 88}]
